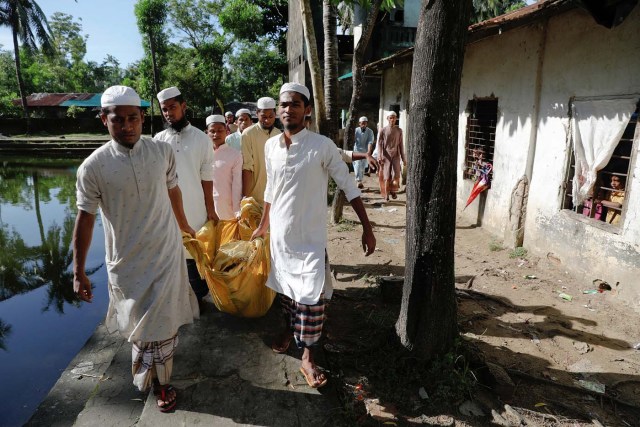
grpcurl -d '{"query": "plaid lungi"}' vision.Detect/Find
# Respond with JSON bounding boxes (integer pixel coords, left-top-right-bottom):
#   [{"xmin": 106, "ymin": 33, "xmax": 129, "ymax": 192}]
[
  {"xmin": 131, "ymin": 334, "xmax": 178, "ymax": 392},
  {"xmin": 280, "ymin": 294, "xmax": 325, "ymax": 348}
]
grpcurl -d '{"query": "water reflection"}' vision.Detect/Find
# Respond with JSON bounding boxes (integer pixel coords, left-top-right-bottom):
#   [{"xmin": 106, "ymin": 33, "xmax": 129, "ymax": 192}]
[{"xmin": 0, "ymin": 157, "xmax": 107, "ymax": 426}]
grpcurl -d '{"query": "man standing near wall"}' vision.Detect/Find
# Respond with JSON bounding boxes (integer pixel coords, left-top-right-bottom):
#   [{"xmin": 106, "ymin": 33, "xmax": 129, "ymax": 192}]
[
  {"xmin": 354, "ymin": 116, "xmax": 374, "ymax": 188},
  {"xmin": 377, "ymin": 111, "xmax": 406, "ymax": 201},
  {"xmin": 73, "ymin": 85, "xmax": 199, "ymax": 412},
  {"xmin": 241, "ymin": 97, "xmax": 281, "ymax": 205},
  {"xmin": 252, "ymin": 83, "xmax": 376, "ymax": 388},
  {"xmin": 155, "ymin": 86, "xmax": 217, "ymax": 303}
]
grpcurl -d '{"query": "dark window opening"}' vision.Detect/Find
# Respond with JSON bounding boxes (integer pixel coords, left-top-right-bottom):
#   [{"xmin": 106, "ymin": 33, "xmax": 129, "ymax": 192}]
[
  {"xmin": 562, "ymin": 102, "xmax": 639, "ymax": 228},
  {"xmin": 463, "ymin": 98, "xmax": 498, "ymax": 181}
]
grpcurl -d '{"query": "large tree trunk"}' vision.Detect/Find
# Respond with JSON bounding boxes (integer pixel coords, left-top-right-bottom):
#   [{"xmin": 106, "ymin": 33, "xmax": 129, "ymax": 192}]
[
  {"xmin": 323, "ymin": 0, "xmax": 339, "ymax": 143},
  {"xmin": 12, "ymin": 28, "xmax": 30, "ymax": 130},
  {"xmin": 342, "ymin": 0, "xmax": 382, "ymax": 150},
  {"xmin": 301, "ymin": 0, "xmax": 328, "ymax": 136},
  {"xmin": 149, "ymin": 32, "xmax": 160, "ymax": 136},
  {"xmin": 395, "ymin": 0, "xmax": 472, "ymax": 358},
  {"xmin": 331, "ymin": 0, "xmax": 381, "ymax": 224}
]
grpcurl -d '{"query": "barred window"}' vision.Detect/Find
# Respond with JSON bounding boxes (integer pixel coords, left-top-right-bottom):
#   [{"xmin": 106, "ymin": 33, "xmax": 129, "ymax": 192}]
[
  {"xmin": 463, "ymin": 98, "xmax": 497, "ymax": 181},
  {"xmin": 562, "ymin": 102, "xmax": 639, "ymax": 228}
]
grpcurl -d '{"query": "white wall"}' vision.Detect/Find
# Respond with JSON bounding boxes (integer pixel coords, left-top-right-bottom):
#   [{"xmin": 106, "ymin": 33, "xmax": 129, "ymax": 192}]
[{"xmin": 380, "ymin": 62, "xmax": 412, "ymax": 143}]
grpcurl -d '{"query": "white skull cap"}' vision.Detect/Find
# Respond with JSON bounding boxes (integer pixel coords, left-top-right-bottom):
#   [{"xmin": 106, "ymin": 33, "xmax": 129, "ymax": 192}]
[
  {"xmin": 388, "ymin": 111, "xmax": 398, "ymax": 117},
  {"xmin": 236, "ymin": 108, "xmax": 251, "ymax": 116},
  {"xmin": 257, "ymin": 97, "xmax": 276, "ymax": 109},
  {"xmin": 279, "ymin": 82, "xmax": 310, "ymax": 100},
  {"xmin": 101, "ymin": 85, "xmax": 141, "ymax": 107},
  {"xmin": 157, "ymin": 86, "xmax": 181, "ymax": 102},
  {"xmin": 359, "ymin": 116, "xmax": 368, "ymax": 122},
  {"xmin": 224, "ymin": 111, "xmax": 233, "ymax": 117},
  {"xmin": 206, "ymin": 114, "xmax": 226, "ymax": 126}
]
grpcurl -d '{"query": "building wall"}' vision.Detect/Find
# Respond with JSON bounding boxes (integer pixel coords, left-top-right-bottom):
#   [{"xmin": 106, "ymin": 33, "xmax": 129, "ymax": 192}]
[
  {"xmin": 287, "ymin": 0, "xmax": 306, "ymax": 83},
  {"xmin": 458, "ymin": 7, "xmax": 640, "ymax": 305},
  {"xmin": 377, "ymin": 6, "xmax": 640, "ymax": 307}
]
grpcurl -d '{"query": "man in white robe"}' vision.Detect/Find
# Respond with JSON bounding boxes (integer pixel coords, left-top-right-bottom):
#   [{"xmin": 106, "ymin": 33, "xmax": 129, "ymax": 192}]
[
  {"xmin": 155, "ymin": 86, "xmax": 217, "ymax": 303},
  {"xmin": 252, "ymin": 83, "xmax": 376, "ymax": 388},
  {"xmin": 73, "ymin": 85, "xmax": 199, "ymax": 412}
]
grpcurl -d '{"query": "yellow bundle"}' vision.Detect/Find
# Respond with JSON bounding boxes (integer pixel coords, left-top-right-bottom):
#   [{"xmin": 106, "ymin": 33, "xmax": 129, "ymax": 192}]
[{"xmin": 182, "ymin": 198, "xmax": 275, "ymax": 317}]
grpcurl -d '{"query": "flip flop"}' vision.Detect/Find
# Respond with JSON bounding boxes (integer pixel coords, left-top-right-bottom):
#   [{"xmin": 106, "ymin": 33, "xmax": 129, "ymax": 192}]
[
  {"xmin": 391, "ymin": 192, "xmax": 397, "ymax": 199},
  {"xmin": 155, "ymin": 384, "xmax": 177, "ymax": 413},
  {"xmin": 300, "ymin": 366, "xmax": 328, "ymax": 388}
]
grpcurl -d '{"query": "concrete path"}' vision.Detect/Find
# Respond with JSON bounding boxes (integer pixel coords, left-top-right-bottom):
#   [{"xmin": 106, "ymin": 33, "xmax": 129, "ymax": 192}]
[{"xmin": 28, "ymin": 302, "xmax": 340, "ymax": 426}]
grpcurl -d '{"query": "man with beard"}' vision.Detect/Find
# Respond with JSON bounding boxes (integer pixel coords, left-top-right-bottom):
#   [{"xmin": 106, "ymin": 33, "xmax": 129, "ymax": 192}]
[
  {"xmin": 241, "ymin": 97, "xmax": 281, "ymax": 205},
  {"xmin": 225, "ymin": 108, "xmax": 252, "ymax": 152},
  {"xmin": 73, "ymin": 85, "xmax": 199, "ymax": 412},
  {"xmin": 155, "ymin": 86, "xmax": 217, "ymax": 303},
  {"xmin": 252, "ymin": 83, "xmax": 376, "ymax": 388}
]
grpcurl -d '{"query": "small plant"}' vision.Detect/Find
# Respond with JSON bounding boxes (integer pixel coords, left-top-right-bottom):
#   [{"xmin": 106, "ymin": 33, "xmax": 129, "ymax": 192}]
[
  {"xmin": 66, "ymin": 105, "xmax": 87, "ymax": 118},
  {"xmin": 509, "ymin": 246, "xmax": 528, "ymax": 259},
  {"xmin": 336, "ymin": 219, "xmax": 356, "ymax": 232},
  {"xmin": 489, "ymin": 240, "xmax": 504, "ymax": 251}
]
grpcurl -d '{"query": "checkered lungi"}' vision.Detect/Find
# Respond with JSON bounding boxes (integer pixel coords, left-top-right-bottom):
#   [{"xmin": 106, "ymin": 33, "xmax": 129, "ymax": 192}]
[
  {"xmin": 280, "ymin": 294, "xmax": 325, "ymax": 348},
  {"xmin": 131, "ymin": 334, "xmax": 178, "ymax": 392}
]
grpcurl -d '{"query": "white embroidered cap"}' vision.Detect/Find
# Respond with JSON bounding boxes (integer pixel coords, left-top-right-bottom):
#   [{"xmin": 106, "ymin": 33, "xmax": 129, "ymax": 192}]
[
  {"xmin": 236, "ymin": 108, "xmax": 251, "ymax": 116},
  {"xmin": 359, "ymin": 116, "xmax": 368, "ymax": 122},
  {"xmin": 224, "ymin": 111, "xmax": 233, "ymax": 117},
  {"xmin": 388, "ymin": 111, "xmax": 398, "ymax": 117},
  {"xmin": 279, "ymin": 82, "xmax": 310, "ymax": 100},
  {"xmin": 157, "ymin": 86, "xmax": 181, "ymax": 102},
  {"xmin": 257, "ymin": 97, "xmax": 276, "ymax": 109},
  {"xmin": 206, "ymin": 114, "xmax": 226, "ymax": 126},
  {"xmin": 101, "ymin": 85, "xmax": 141, "ymax": 107}
]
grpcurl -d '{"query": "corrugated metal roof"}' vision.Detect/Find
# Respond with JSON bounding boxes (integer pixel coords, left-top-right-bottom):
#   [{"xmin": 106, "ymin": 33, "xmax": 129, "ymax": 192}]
[{"xmin": 14, "ymin": 92, "xmax": 151, "ymax": 108}]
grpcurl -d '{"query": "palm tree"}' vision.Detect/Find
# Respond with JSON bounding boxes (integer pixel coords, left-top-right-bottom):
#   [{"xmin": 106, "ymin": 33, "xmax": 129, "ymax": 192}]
[{"xmin": 0, "ymin": 0, "xmax": 53, "ymax": 125}]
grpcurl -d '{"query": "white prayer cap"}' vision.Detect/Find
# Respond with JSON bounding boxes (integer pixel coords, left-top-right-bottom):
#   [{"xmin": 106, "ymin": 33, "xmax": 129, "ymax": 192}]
[
  {"xmin": 387, "ymin": 111, "xmax": 398, "ymax": 117},
  {"xmin": 279, "ymin": 82, "xmax": 310, "ymax": 100},
  {"xmin": 236, "ymin": 108, "xmax": 251, "ymax": 116},
  {"xmin": 359, "ymin": 116, "xmax": 368, "ymax": 122},
  {"xmin": 257, "ymin": 97, "xmax": 276, "ymax": 109},
  {"xmin": 224, "ymin": 111, "xmax": 233, "ymax": 117},
  {"xmin": 157, "ymin": 86, "xmax": 181, "ymax": 102},
  {"xmin": 206, "ymin": 114, "xmax": 226, "ymax": 126},
  {"xmin": 101, "ymin": 85, "xmax": 141, "ymax": 107}
]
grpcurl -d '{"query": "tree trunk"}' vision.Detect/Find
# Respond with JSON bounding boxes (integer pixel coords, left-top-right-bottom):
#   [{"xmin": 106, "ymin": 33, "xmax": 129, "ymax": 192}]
[
  {"xmin": 149, "ymin": 32, "xmax": 161, "ymax": 136},
  {"xmin": 331, "ymin": 0, "xmax": 381, "ymax": 224},
  {"xmin": 12, "ymin": 28, "xmax": 30, "ymax": 131},
  {"xmin": 300, "ymin": 0, "xmax": 328, "ymax": 136},
  {"xmin": 343, "ymin": 0, "xmax": 382, "ymax": 150},
  {"xmin": 323, "ymin": 0, "xmax": 339, "ymax": 143},
  {"xmin": 395, "ymin": 0, "xmax": 472, "ymax": 358}
]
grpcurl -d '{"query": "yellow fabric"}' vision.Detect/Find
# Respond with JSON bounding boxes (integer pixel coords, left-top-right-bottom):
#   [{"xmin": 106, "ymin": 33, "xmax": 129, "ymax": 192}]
[
  {"xmin": 182, "ymin": 198, "xmax": 275, "ymax": 317},
  {"xmin": 605, "ymin": 191, "xmax": 625, "ymax": 225}
]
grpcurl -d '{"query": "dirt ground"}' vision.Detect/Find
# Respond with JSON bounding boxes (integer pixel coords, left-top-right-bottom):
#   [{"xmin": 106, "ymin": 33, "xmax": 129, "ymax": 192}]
[{"xmin": 323, "ymin": 172, "xmax": 640, "ymax": 426}]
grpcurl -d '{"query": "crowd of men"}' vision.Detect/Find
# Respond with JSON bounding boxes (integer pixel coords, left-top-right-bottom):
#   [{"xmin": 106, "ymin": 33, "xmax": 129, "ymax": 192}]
[{"xmin": 72, "ymin": 82, "xmax": 405, "ymax": 412}]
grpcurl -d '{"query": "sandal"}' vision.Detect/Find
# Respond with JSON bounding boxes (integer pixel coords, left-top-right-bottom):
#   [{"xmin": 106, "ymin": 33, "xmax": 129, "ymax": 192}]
[
  {"xmin": 300, "ymin": 366, "xmax": 328, "ymax": 388},
  {"xmin": 391, "ymin": 192, "xmax": 397, "ymax": 199},
  {"xmin": 154, "ymin": 384, "xmax": 177, "ymax": 413}
]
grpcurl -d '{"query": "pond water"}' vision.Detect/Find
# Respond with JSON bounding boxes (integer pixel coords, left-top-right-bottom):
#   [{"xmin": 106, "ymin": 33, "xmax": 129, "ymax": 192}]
[{"xmin": 0, "ymin": 157, "xmax": 108, "ymax": 427}]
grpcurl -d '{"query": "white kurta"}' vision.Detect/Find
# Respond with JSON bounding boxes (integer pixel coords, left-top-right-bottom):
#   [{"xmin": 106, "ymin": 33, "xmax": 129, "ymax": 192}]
[
  {"xmin": 212, "ymin": 143, "xmax": 243, "ymax": 220},
  {"xmin": 76, "ymin": 137, "xmax": 199, "ymax": 342},
  {"xmin": 264, "ymin": 129, "xmax": 361, "ymax": 305},
  {"xmin": 155, "ymin": 124, "xmax": 215, "ymax": 259}
]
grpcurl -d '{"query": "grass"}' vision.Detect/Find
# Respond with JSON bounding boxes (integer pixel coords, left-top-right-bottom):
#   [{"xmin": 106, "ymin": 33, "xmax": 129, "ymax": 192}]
[
  {"xmin": 336, "ymin": 219, "xmax": 357, "ymax": 232},
  {"xmin": 489, "ymin": 240, "xmax": 504, "ymax": 251},
  {"xmin": 509, "ymin": 246, "xmax": 528, "ymax": 259}
]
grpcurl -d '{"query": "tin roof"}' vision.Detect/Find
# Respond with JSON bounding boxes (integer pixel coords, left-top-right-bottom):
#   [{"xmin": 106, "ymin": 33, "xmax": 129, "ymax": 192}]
[{"xmin": 14, "ymin": 92, "xmax": 151, "ymax": 108}]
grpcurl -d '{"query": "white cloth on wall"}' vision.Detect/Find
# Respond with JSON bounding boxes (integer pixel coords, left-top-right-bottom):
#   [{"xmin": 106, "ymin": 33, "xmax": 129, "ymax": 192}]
[{"xmin": 571, "ymin": 97, "xmax": 637, "ymax": 207}]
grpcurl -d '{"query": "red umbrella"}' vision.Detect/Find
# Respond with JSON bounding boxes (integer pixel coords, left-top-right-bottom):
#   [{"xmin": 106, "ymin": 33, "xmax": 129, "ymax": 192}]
[{"xmin": 464, "ymin": 163, "xmax": 492, "ymax": 209}]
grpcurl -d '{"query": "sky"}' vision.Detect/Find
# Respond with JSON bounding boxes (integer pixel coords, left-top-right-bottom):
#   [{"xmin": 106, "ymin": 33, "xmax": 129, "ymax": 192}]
[{"xmin": 0, "ymin": 0, "xmax": 144, "ymax": 67}]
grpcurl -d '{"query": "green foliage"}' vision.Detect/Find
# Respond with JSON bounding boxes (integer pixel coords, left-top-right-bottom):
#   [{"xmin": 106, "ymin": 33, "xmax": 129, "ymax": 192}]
[
  {"xmin": 471, "ymin": 0, "xmax": 526, "ymax": 23},
  {"xmin": 226, "ymin": 40, "xmax": 284, "ymax": 102},
  {"xmin": 66, "ymin": 105, "xmax": 86, "ymax": 118},
  {"xmin": 425, "ymin": 339, "xmax": 478, "ymax": 404},
  {"xmin": 336, "ymin": 218, "xmax": 357, "ymax": 232},
  {"xmin": 509, "ymin": 246, "xmax": 528, "ymax": 259}
]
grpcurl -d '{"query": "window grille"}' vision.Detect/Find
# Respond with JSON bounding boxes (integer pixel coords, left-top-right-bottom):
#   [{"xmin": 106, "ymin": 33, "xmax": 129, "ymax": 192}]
[
  {"xmin": 562, "ymin": 102, "xmax": 639, "ymax": 228},
  {"xmin": 463, "ymin": 98, "xmax": 498, "ymax": 181}
]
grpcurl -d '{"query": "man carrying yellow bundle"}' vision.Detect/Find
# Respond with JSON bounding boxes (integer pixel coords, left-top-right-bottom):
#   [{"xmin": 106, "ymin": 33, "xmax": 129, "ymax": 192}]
[{"xmin": 252, "ymin": 83, "xmax": 376, "ymax": 388}]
